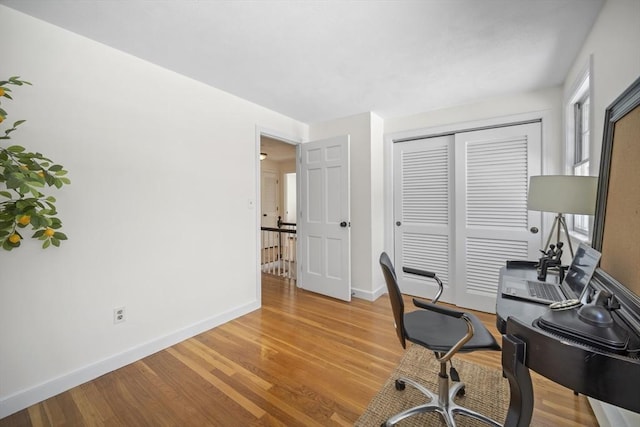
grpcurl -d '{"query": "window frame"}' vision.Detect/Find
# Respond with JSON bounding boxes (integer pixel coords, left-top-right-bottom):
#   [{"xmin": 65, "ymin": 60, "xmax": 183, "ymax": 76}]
[{"xmin": 564, "ymin": 60, "xmax": 593, "ymax": 240}]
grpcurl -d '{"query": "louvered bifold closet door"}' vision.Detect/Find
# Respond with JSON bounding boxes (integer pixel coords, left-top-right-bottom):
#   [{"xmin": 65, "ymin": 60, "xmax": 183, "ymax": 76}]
[
  {"xmin": 454, "ymin": 122, "xmax": 541, "ymax": 313},
  {"xmin": 394, "ymin": 135, "xmax": 454, "ymax": 301}
]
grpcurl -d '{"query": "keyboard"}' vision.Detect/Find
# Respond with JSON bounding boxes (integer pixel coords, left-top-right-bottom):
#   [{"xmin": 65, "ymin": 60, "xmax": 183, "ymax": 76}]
[{"xmin": 527, "ymin": 281, "xmax": 563, "ymax": 301}]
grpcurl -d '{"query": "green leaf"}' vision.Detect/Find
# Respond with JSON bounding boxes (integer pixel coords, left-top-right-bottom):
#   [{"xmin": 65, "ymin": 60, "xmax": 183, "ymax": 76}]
[
  {"xmin": 42, "ymin": 239, "xmax": 51, "ymax": 249},
  {"xmin": 27, "ymin": 179, "xmax": 44, "ymax": 188},
  {"xmin": 51, "ymin": 238, "xmax": 60, "ymax": 247},
  {"xmin": 7, "ymin": 145, "xmax": 26, "ymax": 153},
  {"xmin": 32, "ymin": 229, "xmax": 45, "ymax": 238},
  {"xmin": 54, "ymin": 232, "xmax": 68, "ymax": 240},
  {"xmin": 31, "ymin": 216, "xmax": 42, "ymax": 229},
  {"xmin": 0, "ymin": 191, "xmax": 11, "ymax": 198},
  {"xmin": 13, "ymin": 120, "xmax": 26, "ymax": 127}
]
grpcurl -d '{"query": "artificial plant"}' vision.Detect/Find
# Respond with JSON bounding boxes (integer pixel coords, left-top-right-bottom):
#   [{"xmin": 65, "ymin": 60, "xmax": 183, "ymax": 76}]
[{"xmin": 0, "ymin": 76, "xmax": 70, "ymax": 250}]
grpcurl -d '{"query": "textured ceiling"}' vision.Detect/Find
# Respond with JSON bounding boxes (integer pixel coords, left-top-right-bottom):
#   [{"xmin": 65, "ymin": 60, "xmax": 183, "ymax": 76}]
[{"xmin": 1, "ymin": 0, "xmax": 604, "ymax": 124}]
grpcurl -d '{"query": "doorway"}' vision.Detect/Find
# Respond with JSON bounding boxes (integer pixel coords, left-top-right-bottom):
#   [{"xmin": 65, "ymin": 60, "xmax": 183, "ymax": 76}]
[
  {"xmin": 257, "ymin": 132, "xmax": 352, "ymax": 302},
  {"xmin": 259, "ymin": 135, "xmax": 298, "ymax": 225},
  {"xmin": 259, "ymin": 135, "xmax": 298, "ymax": 283}
]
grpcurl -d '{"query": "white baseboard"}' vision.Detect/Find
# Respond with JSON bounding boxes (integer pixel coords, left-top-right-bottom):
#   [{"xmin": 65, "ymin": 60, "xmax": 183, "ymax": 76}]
[
  {"xmin": 589, "ymin": 398, "xmax": 640, "ymax": 427},
  {"xmin": 0, "ymin": 300, "xmax": 260, "ymax": 419},
  {"xmin": 352, "ymin": 284, "xmax": 387, "ymax": 301}
]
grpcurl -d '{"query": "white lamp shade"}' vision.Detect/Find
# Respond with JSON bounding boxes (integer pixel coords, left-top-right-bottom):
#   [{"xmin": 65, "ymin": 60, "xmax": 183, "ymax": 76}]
[{"xmin": 527, "ymin": 175, "xmax": 598, "ymax": 215}]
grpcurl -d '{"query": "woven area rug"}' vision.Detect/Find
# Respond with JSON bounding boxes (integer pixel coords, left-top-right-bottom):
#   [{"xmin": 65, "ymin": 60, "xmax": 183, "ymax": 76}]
[{"xmin": 356, "ymin": 345, "xmax": 509, "ymax": 426}]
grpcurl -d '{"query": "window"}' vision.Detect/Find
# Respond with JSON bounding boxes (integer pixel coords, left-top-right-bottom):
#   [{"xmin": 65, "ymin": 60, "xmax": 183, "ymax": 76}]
[
  {"xmin": 572, "ymin": 94, "xmax": 590, "ymax": 234},
  {"xmin": 565, "ymin": 63, "xmax": 591, "ymax": 237}
]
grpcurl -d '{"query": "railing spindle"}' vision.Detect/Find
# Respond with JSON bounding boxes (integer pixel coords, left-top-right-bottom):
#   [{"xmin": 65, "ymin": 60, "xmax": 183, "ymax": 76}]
[{"xmin": 260, "ymin": 223, "xmax": 296, "ymax": 282}]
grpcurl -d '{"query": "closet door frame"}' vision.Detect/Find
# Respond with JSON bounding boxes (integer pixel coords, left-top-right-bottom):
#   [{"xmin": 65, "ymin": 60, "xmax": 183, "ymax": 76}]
[{"xmin": 383, "ymin": 111, "xmax": 553, "ymax": 308}]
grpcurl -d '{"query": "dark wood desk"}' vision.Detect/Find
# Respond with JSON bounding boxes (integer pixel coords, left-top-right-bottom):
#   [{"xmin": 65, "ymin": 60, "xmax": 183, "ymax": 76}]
[
  {"xmin": 495, "ymin": 266, "xmax": 556, "ymax": 334},
  {"xmin": 496, "ymin": 266, "xmax": 640, "ymax": 427}
]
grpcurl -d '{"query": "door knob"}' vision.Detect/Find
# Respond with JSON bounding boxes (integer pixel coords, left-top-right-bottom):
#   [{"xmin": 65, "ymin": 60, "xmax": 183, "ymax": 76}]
[
  {"xmin": 396, "ymin": 221, "xmax": 402, "ymax": 226},
  {"xmin": 530, "ymin": 226, "xmax": 539, "ymax": 234},
  {"xmin": 340, "ymin": 221, "xmax": 348, "ymax": 228}
]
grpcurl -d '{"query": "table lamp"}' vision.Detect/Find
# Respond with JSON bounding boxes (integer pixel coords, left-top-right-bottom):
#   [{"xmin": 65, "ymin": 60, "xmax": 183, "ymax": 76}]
[{"xmin": 527, "ymin": 175, "xmax": 598, "ymax": 258}]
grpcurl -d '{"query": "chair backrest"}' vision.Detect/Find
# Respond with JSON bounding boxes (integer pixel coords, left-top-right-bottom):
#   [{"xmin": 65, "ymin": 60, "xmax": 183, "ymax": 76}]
[{"xmin": 379, "ymin": 252, "xmax": 407, "ymax": 349}]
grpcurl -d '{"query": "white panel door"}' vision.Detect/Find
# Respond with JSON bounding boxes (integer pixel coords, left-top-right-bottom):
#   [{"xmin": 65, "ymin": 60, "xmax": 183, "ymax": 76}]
[
  {"xmin": 299, "ymin": 135, "xmax": 351, "ymax": 301},
  {"xmin": 454, "ymin": 122, "xmax": 542, "ymax": 312},
  {"xmin": 393, "ymin": 135, "xmax": 454, "ymax": 301}
]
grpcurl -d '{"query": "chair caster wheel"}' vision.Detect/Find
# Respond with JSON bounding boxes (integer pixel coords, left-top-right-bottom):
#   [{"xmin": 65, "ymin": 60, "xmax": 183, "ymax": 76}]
[
  {"xmin": 395, "ymin": 379, "xmax": 406, "ymax": 391},
  {"xmin": 456, "ymin": 386, "xmax": 466, "ymax": 397}
]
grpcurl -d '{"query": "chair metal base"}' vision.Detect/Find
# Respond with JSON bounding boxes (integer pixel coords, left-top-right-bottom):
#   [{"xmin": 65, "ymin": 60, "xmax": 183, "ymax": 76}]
[{"xmin": 382, "ymin": 369, "xmax": 502, "ymax": 427}]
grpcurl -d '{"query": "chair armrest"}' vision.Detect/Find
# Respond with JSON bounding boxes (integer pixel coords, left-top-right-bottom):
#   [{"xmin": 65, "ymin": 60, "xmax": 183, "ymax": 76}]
[
  {"xmin": 412, "ymin": 298, "xmax": 474, "ymax": 363},
  {"xmin": 402, "ymin": 267, "xmax": 444, "ymax": 303},
  {"xmin": 402, "ymin": 266, "xmax": 436, "ymax": 278},
  {"xmin": 412, "ymin": 298, "xmax": 464, "ymax": 318}
]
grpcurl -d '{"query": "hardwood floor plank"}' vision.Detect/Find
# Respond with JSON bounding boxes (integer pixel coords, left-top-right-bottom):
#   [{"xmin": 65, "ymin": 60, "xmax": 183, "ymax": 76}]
[
  {"xmin": 165, "ymin": 347, "xmax": 267, "ymax": 419},
  {"xmin": 180, "ymin": 340, "xmax": 273, "ymax": 391},
  {"xmin": 132, "ymin": 360, "xmax": 216, "ymax": 426},
  {"xmin": 0, "ymin": 273, "xmax": 598, "ymax": 426},
  {"xmin": 142, "ymin": 350, "xmax": 257, "ymax": 426}
]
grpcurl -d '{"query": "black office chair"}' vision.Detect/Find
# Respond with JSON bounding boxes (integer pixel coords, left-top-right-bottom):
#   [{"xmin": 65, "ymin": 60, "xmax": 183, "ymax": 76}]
[{"xmin": 379, "ymin": 252, "xmax": 502, "ymax": 427}]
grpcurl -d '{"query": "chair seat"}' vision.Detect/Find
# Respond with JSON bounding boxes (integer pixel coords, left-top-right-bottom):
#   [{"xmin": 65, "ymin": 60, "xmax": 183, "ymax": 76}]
[{"xmin": 404, "ymin": 309, "xmax": 500, "ymax": 353}]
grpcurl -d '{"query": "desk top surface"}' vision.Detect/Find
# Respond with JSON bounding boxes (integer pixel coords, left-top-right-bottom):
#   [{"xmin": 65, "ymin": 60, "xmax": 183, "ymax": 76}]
[{"xmin": 495, "ymin": 266, "xmax": 553, "ymax": 333}]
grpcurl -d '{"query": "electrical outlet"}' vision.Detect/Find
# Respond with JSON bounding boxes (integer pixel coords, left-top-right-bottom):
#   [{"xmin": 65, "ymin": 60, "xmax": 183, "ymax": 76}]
[{"xmin": 113, "ymin": 306, "xmax": 126, "ymax": 324}]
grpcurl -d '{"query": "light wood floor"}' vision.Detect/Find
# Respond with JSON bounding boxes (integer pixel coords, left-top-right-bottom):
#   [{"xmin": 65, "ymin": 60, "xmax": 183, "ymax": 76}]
[{"xmin": 1, "ymin": 274, "xmax": 597, "ymax": 426}]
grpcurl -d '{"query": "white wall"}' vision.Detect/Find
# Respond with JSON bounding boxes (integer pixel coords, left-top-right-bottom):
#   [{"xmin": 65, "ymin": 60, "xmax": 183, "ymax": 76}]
[
  {"xmin": 369, "ymin": 114, "xmax": 386, "ymax": 298},
  {"xmin": 565, "ymin": 0, "xmax": 640, "ymax": 173},
  {"xmin": 385, "ymin": 87, "xmax": 564, "ymax": 168},
  {"xmin": 0, "ymin": 6, "xmax": 307, "ymax": 417},
  {"xmin": 562, "ymin": 0, "xmax": 640, "ymax": 425},
  {"xmin": 308, "ymin": 112, "xmax": 385, "ymax": 300}
]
